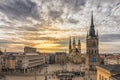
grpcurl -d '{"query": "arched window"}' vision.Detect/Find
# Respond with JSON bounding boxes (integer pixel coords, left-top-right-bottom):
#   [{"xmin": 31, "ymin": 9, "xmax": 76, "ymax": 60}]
[
  {"xmin": 92, "ymin": 50, "xmax": 93, "ymax": 53},
  {"xmin": 93, "ymin": 41, "xmax": 96, "ymax": 47},
  {"xmin": 95, "ymin": 50, "xmax": 96, "ymax": 53},
  {"xmin": 89, "ymin": 50, "xmax": 90, "ymax": 53}
]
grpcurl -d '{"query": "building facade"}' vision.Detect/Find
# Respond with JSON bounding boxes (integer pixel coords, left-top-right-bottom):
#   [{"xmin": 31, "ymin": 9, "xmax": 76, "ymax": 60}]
[
  {"xmin": 5, "ymin": 54, "xmax": 16, "ymax": 70},
  {"xmin": 15, "ymin": 53, "xmax": 45, "ymax": 70},
  {"xmin": 86, "ymin": 12, "xmax": 100, "ymax": 70},
  {"xmin": 55, "ymin": 52, "xmax": 66, "ymax": 64},
  {"xmin": 69, "ymin": 37, "xmax": 82, "ymax": 64},
  {"xmin": 69, "ymin": 37, "xmax": 81, "ymax": 55},
  {"xmin": 49, "ymin": 54, "xmax": 55, "ymax": 64},
  {"xmin": 96, "ymin": 65, "xmax": 120, "ymax": 80},
  {"xmin": 24, "ymin": 46, "xmax": 37, "ymax": 53},
  {"xmin": 2, "ymin": 53, "xmax": 45, "ymax": 73}
]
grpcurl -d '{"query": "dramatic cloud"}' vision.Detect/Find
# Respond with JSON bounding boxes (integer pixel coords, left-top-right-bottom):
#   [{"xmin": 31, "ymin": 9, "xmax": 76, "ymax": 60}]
[
  {"xmin": 100, "ymin": 34, "xmax": 120, "ymax": 42},
  {"xmin": 0, "ymin": 0, "xmax": 120, "ymax": 53},
  {"xmin": 0, "ymin": 0, "xmax": 40, "ymax": 20}
]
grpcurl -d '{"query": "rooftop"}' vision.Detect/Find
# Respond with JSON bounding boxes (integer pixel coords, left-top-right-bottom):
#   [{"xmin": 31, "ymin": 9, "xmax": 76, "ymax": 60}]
[
  {"xmin": 56, "ymin": 52, "xmax": 66, "ymax": 55},
  {"xmin": 98, "ymin": 64, "xmax": 120, "ymax": 73},
  {"xmin": 111, "ymin": 74, "xmax": 120, "ymax": 80}
]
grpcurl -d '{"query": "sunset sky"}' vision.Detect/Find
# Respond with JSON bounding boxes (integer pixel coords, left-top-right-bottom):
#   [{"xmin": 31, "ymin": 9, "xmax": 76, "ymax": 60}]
[{"xmin": 0, "ymin": 0, "xmax": 120, "ymax": 53}]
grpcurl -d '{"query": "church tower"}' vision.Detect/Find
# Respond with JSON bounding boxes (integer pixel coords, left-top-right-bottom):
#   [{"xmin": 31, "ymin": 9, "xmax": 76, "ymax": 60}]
[
  {"xmin": 78, "ymin": 39, "xmax": 81, "ymax": 54},
  {"xmin": 73, "ymin": 37, "xmax": 76, "ymax": 52},
  {"xmin": 69, "ymin": 37, "xmax": 72, "ymax": 54},
  {"xmin": 86, "ymin": 12, "xmax": 100, "ymax": 70}
]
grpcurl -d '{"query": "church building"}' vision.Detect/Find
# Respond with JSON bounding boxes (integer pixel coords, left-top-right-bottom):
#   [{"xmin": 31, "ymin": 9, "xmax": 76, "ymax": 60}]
[
  {"xmin": 68, "ymin": 12, "xmax": 100, "ymax": 67},
  {"xmin": 86, "ymin": 12, "xmax": 100, "ymax": 70},
  {"xmin": 68, "ymin": 37, "xmax": 82, "ymax": 64},
  {"xmin": 69, "ymin": 37, "xmax": 81, "ymax": 55}
]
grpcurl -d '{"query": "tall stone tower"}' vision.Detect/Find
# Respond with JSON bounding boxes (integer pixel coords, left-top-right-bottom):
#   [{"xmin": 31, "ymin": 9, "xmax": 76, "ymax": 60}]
[
  {"xmin": 69, "ymin": 37, "xmax": 72, "ymax": 54},
  {"xmin": 86, "ymin": 12, "xmax": 100, "ymax": 70},
  {"xmin": 73, "ymin": 37, "xmax": 76, "ymax": 52},
  {"xmin": 78, "ymin": 39, "xmax": 81, "ymax": 54}
]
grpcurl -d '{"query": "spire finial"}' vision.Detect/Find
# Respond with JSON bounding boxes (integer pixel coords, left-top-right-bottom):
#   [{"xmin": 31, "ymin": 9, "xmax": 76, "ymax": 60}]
[
  {"xmin": 91, "ymin": 11, "xmax": 94, "ymax": 26},
  {"xmin": 89, "ymin": 11, "xmax": 95, "ymax": 37}
]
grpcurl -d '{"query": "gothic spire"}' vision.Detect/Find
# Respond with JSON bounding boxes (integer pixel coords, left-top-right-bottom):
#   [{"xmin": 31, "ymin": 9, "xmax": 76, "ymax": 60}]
[
  {"xmin": 89, "ymin": 11, "xmax": 95, "ymax": 37},
  {"xmin": 69, "ymin": 37, "xmax": 72, "ymax": 49},
  {"xmin": 73, "ymin": 36, "xmax": 76, "ymax": 45},
  {"xmin": 78, "ymin": 39, "xmax": 81, "ymax": 45}
]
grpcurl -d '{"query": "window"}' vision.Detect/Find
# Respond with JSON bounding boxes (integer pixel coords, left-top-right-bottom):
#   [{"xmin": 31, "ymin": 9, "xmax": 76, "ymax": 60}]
[
  {"xmin": 93, "ymin": 41, "xmax": 96, "ymax": 47},
  {"xmin": 104, "ymin": 78, "xmax": 107, "ymax": 80},
  {"xmin": 102, "ymin": 76, "xmax": 104, "ymax": 80},
  {"xmin": 89, "ymin": 50, "xmax": 91, "ymax": 53},
  {"xmin": 92, "ymin": 50, "xmax": 93, "ymax": 53},
  {"xmin": 95, "ymin": 50, "xmax": 96, "ymax": 53},
  {"xmin": 99, "ymin": 74, "xmax": 101, "ymax": 80}
]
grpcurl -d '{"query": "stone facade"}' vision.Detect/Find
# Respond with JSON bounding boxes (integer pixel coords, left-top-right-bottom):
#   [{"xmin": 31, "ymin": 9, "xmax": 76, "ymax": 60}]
[
  {"xmin": 86, "ymin": 12, "xmax": 100, "ymax": 70},
  {"xmin": 69, "ymin": 37, "xmax": 82, "ymax": 64},
  {"xmin": 96, "ymin": 65, "xmax": 120, "ymax": 80},
  {"xmin": 55, "ymin": 52, "xmax": 66, "ymax": 64}
]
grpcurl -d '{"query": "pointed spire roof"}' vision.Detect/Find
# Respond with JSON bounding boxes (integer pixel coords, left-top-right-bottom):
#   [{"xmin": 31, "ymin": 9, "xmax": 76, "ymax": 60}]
[
  {"xmin": 69, "ymin": 37, "xmax": 71, "ymax": 44},
  {"xmin": 78, "ymin": 39, "xmax": 81, "ymax": 45},
  {"xmin": 73, "ymin": 36, "xmax": 76, "ymax": 45},
  {"xmin": 69, "ymin": 37, "xmax": 72, "ymax": 49},
  {"xmin": 89, "ymin": 11, "xmax": 95, "ymax": 37}
]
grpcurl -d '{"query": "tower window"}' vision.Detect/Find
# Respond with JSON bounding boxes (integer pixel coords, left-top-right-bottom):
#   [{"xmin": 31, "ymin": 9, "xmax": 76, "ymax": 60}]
[
  {"xmin": 92, "ymin": 50, "xmax": 93, "ymax": 53},
  {"xmin": 93, "ymin": 41, "xmax": 96, "ymax": 47},
  {"xmin": 89, "ymin": 50, "xmax": 91, "ymax": 53},
  {"xmin": 95, "ymin": 50, "xmax": 96, "ymax": 53}
]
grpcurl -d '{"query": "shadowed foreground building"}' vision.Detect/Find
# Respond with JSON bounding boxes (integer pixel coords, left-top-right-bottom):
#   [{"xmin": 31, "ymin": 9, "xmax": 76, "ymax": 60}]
[
  {"xmin": 111, "ymin": 74, "xmax": 120, "ymax": 80},
  {"xmin": 96, "ymin": 65, "xmax": 120, "ymax": 80}
]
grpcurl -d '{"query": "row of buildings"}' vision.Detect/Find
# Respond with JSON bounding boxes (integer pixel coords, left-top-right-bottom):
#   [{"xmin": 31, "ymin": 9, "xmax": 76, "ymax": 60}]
[
  {"xmin": 49, "ymin": 52, "xmax": 67, "ymax": 64},
  {"xmin": 100, "ymin": 54, "xmax": 120, "ymax": 65},
  {"xmin": 96, "ymin": 54, "xmax": 120, "ymax": 80},
  {"xmin": 0, "ymin": 47, "xmax": 45, "ymax": 73},
  {"xmin": 0, "ymin": 47, "xmax": 68, "ymax": 73}
]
